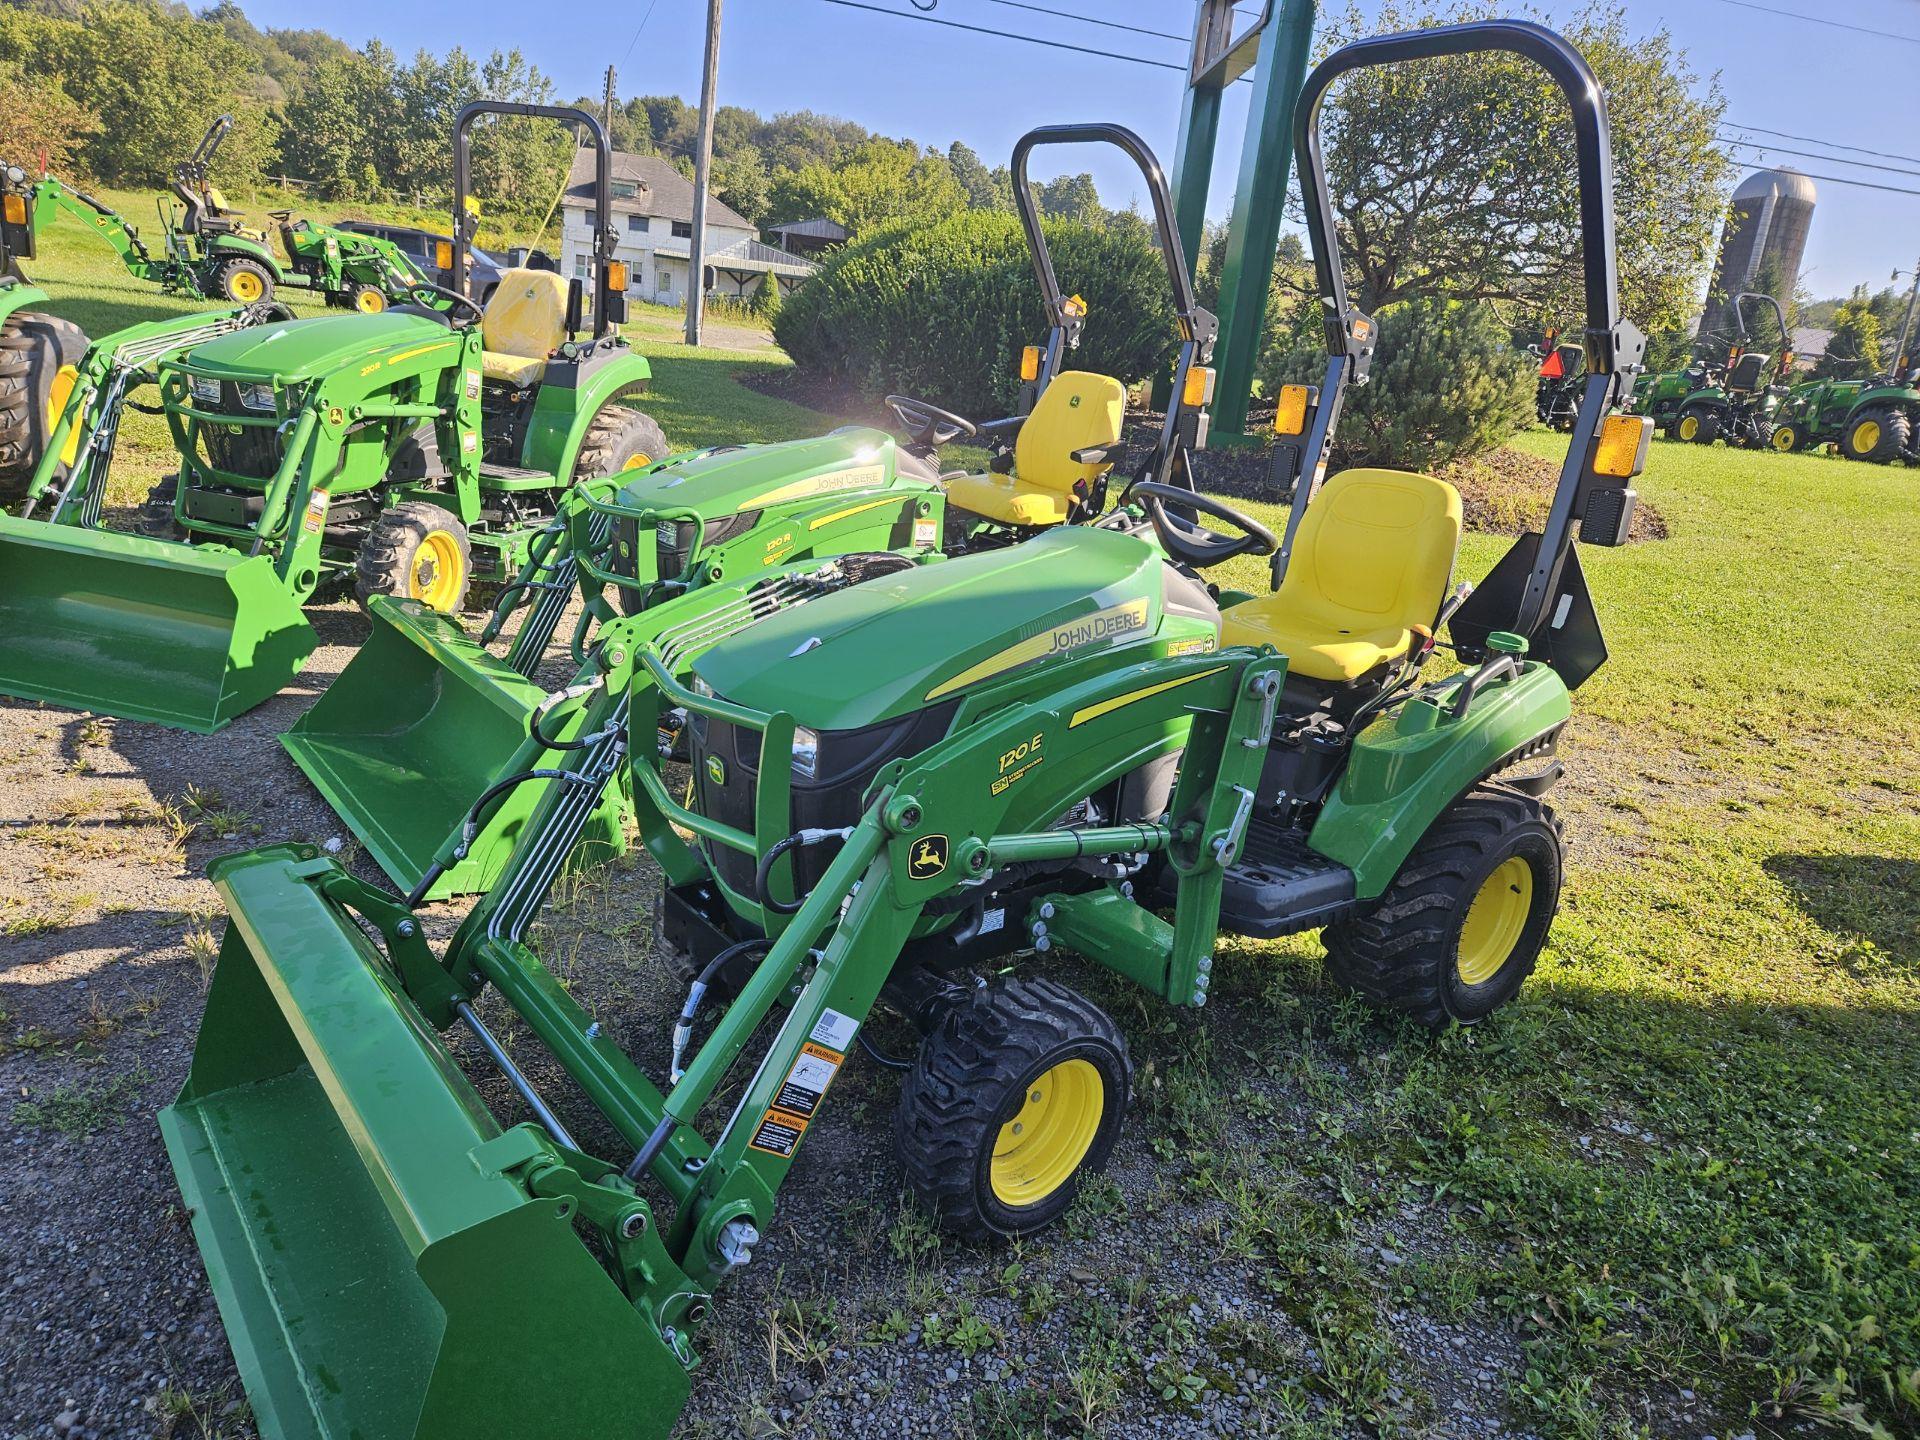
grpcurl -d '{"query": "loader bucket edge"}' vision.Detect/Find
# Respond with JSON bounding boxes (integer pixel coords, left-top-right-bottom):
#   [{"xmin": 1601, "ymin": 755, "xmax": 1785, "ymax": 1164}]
[
  {"xmin": 0, "ymin": 516, "xmax": 316, "ymax": 731},
  {"xmin": 281, "ymin": 598, "xmax": 627, "ymax": 898},
  {"xmin": 160, "ymin": 846, "xmax": 691, "ymax": 1440}
]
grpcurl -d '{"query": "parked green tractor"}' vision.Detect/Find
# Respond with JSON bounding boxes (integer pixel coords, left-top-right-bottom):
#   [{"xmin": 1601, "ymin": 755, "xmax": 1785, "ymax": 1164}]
[
  {"xmin": 0, "ymin": 103, "xmax": 669, "ymax": 732},
  {"xmin": 163, "ymin": 23, "xmax": 1649, "ymax": 1440},
  {"xmin": 284, "ymin": 121, "xmax": 1220, "ymax": 900},
  {"xmin": 1671, "ymin": 291, "xmax": 1793, "ymax": 448},
  {"xmin": 0, "ymin": 190, "xmax": 89, "ymax": 498},
  {"xmin": 4, "ymin": 117, "xmax": 438, "ymax": 307},
  {"xmin": 1771, "ymin": 364, "xmax": 1920, "ymax": 461},
  {"xmin": 1627, "ymin": 347, "xmax": 1724, "ymax": 435}
]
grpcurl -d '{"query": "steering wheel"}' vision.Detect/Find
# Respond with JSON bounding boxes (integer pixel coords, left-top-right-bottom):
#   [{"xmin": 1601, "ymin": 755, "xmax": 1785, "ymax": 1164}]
[
  {"xmin": 409, "ymin": 279, "xmax": 485, "ymax": 326},
  {"xmin": 886, "ymin": 394, "xmax": 977, "ymax": 449},
  {"xmin": 1133, "ymin": 481, "xmax": 1277, "ymax": 568}
]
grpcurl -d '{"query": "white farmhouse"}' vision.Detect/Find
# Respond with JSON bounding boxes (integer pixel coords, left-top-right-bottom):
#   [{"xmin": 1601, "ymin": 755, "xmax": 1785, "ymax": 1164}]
[{"xmin": 558, "ymin": 150, "xmax": 815, "ymax": 307}]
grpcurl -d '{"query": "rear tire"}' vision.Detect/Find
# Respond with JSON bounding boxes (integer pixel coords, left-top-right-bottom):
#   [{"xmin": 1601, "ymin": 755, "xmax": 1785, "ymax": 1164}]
[
  {"xmin": 1323, "ymin": 785, "xmax": 1563, "ymax": 1029},
  {"xmin": 1746, "ymin": 419, "xmax": 1776, "ymax": 451},
  {"xmin": 355, "ymin": 500, "xmax": 473, "ymax": 613},
  {"xmin": 571, "ymin": 404, "xmax": 668, "ymax": 482},
  {"xmin": 1841, "ymin": 406, "xmax": 1908, "ymax": 464},
  {"xmin": 212, "ymin": 257, "xmax": 274, "ymax": 305},
  {"xmin": 0, "ymin": 310, "xmax": 89, "ymax": 503},
  {"xmin": 896, "ymin": 975, "xmax": 1130, "ymax": 1242}
]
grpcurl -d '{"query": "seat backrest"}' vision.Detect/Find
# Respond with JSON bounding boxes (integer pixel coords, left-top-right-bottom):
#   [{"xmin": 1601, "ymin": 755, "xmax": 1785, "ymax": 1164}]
[
  {"xmin": 1278, "ymin": 468, "xmax": 1462, "ymax": 634},
  {"xmin": 1726, "ymin": 351, "xmax": 1768, "ymax": 392},
  {"xmin": 1013, "ymin": 370, "xmax": 1127, "ymax": 495},
  {"xmin": 482, "ymin": 268, "xmax": 572, "ymax": 361}
]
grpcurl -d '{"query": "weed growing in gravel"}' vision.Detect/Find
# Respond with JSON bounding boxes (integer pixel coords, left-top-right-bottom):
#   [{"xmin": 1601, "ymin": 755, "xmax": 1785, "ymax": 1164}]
[
  {"xmin": 12, "ymin": 1069, "xmax": 148, "ymax": 1136},
  {"xmin": 182, "ymin": 925, "xmax": 221, "ymax": 988},
  {"xmin": 147, "ymin": 1381, "xmax": 250, "ymax": 1439}
]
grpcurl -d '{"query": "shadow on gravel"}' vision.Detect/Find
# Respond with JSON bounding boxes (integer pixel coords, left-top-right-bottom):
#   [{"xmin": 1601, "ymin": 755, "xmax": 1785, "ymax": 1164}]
[
  {"xmin": 1764, "ymin": 852, "xmax": 1920, "ymax": 969},
  {"xmin": 0, "ymin": 908, "xmax": 200, "ymax": 976}
]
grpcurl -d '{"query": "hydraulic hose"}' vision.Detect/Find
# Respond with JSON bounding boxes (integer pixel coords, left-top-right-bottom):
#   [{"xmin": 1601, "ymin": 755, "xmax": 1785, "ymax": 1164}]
[
  {"xmin": 668, "ymin": 938, "xmax": 774, "ymax": 1084},
  {"xmin": 754, "ymin": 827, "xmax": 851, "ymax": 916}
]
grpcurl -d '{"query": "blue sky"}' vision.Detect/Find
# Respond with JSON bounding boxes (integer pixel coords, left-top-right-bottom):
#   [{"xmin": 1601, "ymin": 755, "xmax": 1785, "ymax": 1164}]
[{"xmin": 243, "ymin": 0, "xmax": 1920, "ymax": 303}]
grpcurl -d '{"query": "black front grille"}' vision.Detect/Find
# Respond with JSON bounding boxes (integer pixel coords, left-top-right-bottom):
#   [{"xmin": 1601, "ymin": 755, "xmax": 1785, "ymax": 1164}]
[
  {"xmin": 656, "ymin": 510, "xmax": 766, "ymax": 584},
  {"xmin": 200, "ymin": 416, "xmax": 281, "ymax": 480}
]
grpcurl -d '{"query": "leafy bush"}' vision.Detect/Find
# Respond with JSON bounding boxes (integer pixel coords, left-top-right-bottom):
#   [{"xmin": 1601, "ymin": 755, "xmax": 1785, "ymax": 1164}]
[
  {"xmin": 774, "ymin": 210, "xmax": 1177, "ymax": 417},
  {"xmin": 1260, "ymin": 298, "xmax": 1534, "ymax": 471}
]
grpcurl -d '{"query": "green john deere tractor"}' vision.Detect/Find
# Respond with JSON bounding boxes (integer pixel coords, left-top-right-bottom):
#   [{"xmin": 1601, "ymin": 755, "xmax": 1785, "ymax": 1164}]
[
  {"xmin": 1, "ymin": 177, "xmax": 89, "ymax": 500},
  {"xmin": 162, "ymin": 23, "xmax": 1651, "ymax": 1440},
  {"xmin": 284, "ymin": 120, "xmax": 1220, "ymax": 900},
  {"xmin": 0, "ymin": 102, "xmax": 677, "ymax": 732},
  {"xmin": 1626, "ymin": 343, "xmax": 1724, "ymax": 435},
  {"xmin": 4, "ymin": 117, "xmax": 439, "ymax": 308},
  {"xmin": 1670, "ymin": 291, "xmax": 1794, "ymax": 448},
  {"xmin": 1771, "ymin": 361, "xmax": 1920, "ymax": 461}
]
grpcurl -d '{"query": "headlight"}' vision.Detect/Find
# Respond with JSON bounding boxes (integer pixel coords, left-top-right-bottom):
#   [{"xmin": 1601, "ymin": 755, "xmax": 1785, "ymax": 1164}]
[
  {"xmin": 690, "ymin": 673, "xmax": 715, "ymax": 699},
  {"xmin": 792, "ymin": 725, "xmax": 819, "ymax": 778},
  {"xmin": 239, "ymin": 383, "xmax": 276, "ymax": 412},
  {"xmin": 189, "ymin": 375, "xmax": 221, "ymax": 406}
]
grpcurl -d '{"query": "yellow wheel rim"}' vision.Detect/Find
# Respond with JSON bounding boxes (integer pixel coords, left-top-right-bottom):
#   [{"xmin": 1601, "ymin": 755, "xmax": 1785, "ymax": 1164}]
[
  {"xmin": 355, "ymin": 288, "xmax": 386, "ymax": 313},
  {"xmin": 1852, "ymin": 420, "xmax": 1881, "ymax": 454},
  {"xmin": 990, "ymin": 1058, "xmax": 1104, "ymax": 1207},
  {"xmin": 1772, "ymin": 426, "xmax": 1796, "ymax": 451},
  {"xmin": 1678, "ymin": 416, "xmax": 1697, "ymax": 440},
  {"xmin": 228, "ymin": 269, "xmax": 264, "ymax": 303},
  {"xmin": 621, "ymin": 451, "xmax": 653, "ymax": 471},
  {"xmin": 408, "ymin": 531, "xmax": 466, "ymax": 611},
  {"xmin": 48, "ymin": 364, "xmax": 81, "ymax": 467},
  {"xmin": 1457, "ymin": 856, "xmax": 1534, "ymax": 987}
]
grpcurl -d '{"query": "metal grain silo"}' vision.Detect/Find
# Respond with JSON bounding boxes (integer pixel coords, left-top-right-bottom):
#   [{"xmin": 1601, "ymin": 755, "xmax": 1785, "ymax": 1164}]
[{"xmin": 1697, "ymin": 168, "xmax": 1816, "ymax": 342}]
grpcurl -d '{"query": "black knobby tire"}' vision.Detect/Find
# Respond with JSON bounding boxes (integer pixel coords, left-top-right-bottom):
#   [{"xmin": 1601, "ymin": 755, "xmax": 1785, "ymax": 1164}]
[
  {"xmin": 1770, "ymin": 420, "xmax": 1809, "ymax": 453},
  {"xmin": 1841, "ymin": 406, "xmax": 1908, "ymax": 464},
  {"xmin": 571, "ymin": 403, "xmax": 669, "ymax": 483},
  {"xmin": 211, "ymin": 257, "xmax": 275, "ymax": 305},
  {"xmin": 354, "ymin": 500, "xmax": 473, "ymax": 612},
  {"xmin": 0, "ymin": 310, "xmax": 89, "ymax": 502},
  {"xmin": 137, "ymin": 477, "xmax": 182, "ymax": 538},
  {"xmin": 1746, "ymin": 419, "xmax": 1776, "ymax": 451},
  {"xmin": 344, "ymin": 281, "xmax": 388, "ymax": 315},
  {"xmin": 1323, "ymin": 784, "xmax": 1564, "ymax": 1029},
  {"xmin": 1677, "ymin": 404, "xmax": 1719, "ymax": 445},
  {"xmin": 895, "ymin": 975, "xmax": 1131, "ymax": 1242}
]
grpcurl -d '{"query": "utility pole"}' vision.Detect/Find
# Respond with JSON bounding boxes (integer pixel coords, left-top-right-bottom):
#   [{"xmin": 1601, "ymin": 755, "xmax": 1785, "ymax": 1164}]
[
  {"xmin": 602, "ymin": 66, "xmax": 617, "ymax": 140},
  {"xmin": 685, "ymin": 0, "xmax": 724, "ymax": 347},
  {"xmin": 1893, "ymin": 256, "xmax": 1920, "ymax": 377}
]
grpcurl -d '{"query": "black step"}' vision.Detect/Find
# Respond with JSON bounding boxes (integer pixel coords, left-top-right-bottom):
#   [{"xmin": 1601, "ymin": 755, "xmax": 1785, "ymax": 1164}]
[
  {"xmin": 477, "ymin": 461, "xmax": 547, "ymax": 480},
  {"xmin": 1216, "ymin": 816, "xmax": 1358, "ymax": 939}
]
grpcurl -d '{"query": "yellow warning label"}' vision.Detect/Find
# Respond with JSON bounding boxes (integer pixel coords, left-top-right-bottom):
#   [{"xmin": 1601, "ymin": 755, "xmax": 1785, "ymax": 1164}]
[
  {"xmin": 748, "ymin": 1107, "xmax": 810, "ymax": 1158},
  {"xmin": 301, "ymin": 489, "xmax": 329, "ymax": 535}
]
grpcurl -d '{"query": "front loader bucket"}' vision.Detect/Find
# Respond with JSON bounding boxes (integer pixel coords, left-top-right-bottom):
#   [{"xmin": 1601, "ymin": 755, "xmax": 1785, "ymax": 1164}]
[
  {"xmin": 0, "ymin": 516, "xmax": 315, "ymax": 731},
  {"xmin": 159, "ymin": 847, "xmax": 691, "ymax": 1440},
  {"xmin": 281, "ymin": 597, "xmax": 625, "ymax": 899}
]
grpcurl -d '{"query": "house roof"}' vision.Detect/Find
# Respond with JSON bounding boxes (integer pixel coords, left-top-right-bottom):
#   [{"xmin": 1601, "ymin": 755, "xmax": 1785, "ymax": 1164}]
[
  {"xmin": 564, "ymin": 148, "xmax": 752, "ymax": 230},
  {"xmin": 648, "ymin": 237, "xmax": 817, "ymax": 278},
  {"xmin": 768, "ymin": 217, "xmax": 850, "ymax": 242}
]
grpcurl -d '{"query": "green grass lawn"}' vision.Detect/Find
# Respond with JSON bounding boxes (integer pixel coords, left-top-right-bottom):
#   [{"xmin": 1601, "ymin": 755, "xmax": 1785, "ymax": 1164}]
[{"xmin": 19, "ymin": 203, "xmax": 1920, "ymax": 1432}]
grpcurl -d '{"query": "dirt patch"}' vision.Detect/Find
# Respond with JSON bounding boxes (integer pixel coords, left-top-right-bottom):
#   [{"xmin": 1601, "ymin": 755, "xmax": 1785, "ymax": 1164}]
[{"xmin": 1444, "ymin": 446, "xmax": 1668, "ymax": 543}]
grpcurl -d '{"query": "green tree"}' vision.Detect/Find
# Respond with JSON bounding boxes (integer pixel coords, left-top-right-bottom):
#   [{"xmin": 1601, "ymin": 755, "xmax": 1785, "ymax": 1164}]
[
  {"xmin": 1815, "ymin": 288, "xmax": 1884, "ymax": 380},
  {"xmin": 1310, "ymin": 0, "xmax": 1731, "ymax": 335},
  {"xmin": 0, "ymin": 60, "xmax": 99, "ymax": 173},
  {"xmin": 767, "ymin": 139, "xmax": 966, "ymax": 237},
  {"xmin": 711, "ymin": 151, "xmax": 772, "ymax": 226},
  {"xmin": 1033, "ymin": 172, "xmax": 1103, "ymax": 226},
  {"xmin": 947, "ymin": 141, "xmax": 1007, "ymax": 211}
]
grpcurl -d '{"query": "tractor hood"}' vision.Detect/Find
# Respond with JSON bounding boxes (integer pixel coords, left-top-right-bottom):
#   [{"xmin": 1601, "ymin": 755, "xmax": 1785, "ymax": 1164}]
[
  {"xmin": 694, "ymin": 526, "xmax": 1176, "ymax": 729},
  {"xmin": 181, "ymin": 312, "xmax": 461, "ymax": 382},
  {"xmin": 619, "ymin": 428, "xmax": 924, "ymax": 517}
]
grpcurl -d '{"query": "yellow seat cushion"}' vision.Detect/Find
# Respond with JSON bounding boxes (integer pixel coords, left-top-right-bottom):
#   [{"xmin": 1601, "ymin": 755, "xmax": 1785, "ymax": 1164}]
[
  {"xmin": 1222, "ymin": 468, "xmax": 1461, "ymax": 683},
  {"xmin": 479, "ymin": 267, "xmax": 571, "ymax": 387},
  {"xmin": 946, "ymin": 370, "xmax": 1126, "ymax": 526}
]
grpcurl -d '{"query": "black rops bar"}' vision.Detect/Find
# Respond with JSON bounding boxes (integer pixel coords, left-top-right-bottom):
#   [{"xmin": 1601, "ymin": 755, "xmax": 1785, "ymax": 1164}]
[
  {"xmin": 1009, "ymin": 123, "xmax": 1216, "ymax": 384},
  {"xmin": 453, "ymin": 102, "xmax": 619, "ymax": 338},
  {"xmin": 1279, "ymin": 21, "xmax": 1646, "ymax": 641}
]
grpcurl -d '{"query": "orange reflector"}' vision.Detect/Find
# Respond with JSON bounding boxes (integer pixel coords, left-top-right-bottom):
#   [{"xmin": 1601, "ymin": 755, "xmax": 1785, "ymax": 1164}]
[
  {"xmin": 1182, "ymin": 366, "xmax": 1216, "ymax": 408},
  {"xmin": 1273, "ymin": 383, "xmax": 1311, "ymax": 436},
  {"xmin": 433, "ymin": 239, "xmax": 454, "ymax": 270},
  {"xmin": 1351, "ymin": 316, "xmax": 1373, "ymax": 343},
  {"xmin": 1728, "ymin": 344, "xmax": 1743, "ymax": 361},
  {"xmin": 1063, "ymin": 294, "xmax": 1088, "ymax": 319},
  {"xmin": 2, "ymin": 194, "xmax": 25, "ymax": 225},
  {"xmin": 1779, "ymin": 351, "xmax": 1794, "ymax": 371},
  {"xmin": 1019, "ymin": 346, "xmax": 1040, "ymax": 382},
  {"xmin": 608, "ymin": 260, "xmax": 630, "ymax": 291},
  {"xmin": 1590, "ymin": 414, "xmax": 1652, "ymax": 479}
]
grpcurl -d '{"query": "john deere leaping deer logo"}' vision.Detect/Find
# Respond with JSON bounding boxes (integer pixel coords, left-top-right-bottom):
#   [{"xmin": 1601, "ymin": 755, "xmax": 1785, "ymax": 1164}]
[{"xmin": 908, "ymin": 834, "xmax": 950, "ymax": 880}]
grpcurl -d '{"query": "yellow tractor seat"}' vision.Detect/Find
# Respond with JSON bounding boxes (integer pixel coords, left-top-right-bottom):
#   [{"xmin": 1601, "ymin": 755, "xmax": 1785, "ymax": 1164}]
[
  {"xmin": 946, "ymin": 370, "xmax": 1127, "ymax": 526},
  {"xmin": 1222, "ymin": 468, "xmax": 1461, "ymax": 683},
  {"xmin": 480, "ymin": 268, "xmax": 572, "ymax": 386}
]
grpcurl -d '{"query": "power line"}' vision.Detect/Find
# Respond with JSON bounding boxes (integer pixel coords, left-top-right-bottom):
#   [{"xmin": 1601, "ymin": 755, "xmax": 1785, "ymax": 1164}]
[
  {"xmin": 620, "ymin": 0, "xmax": 664, "ymax": 64},
  {"xmin": 1704, "ymin": 0, "xmax": 1920, "ymax": 45},
  {"xmin": 1720, "ymin": 121, "xmax": 1920, "ymax": 171},
  {"xmin": 817, "ymin": 0, "xmax": 1185, "ymax": 70},
  {"xmin": 969, "ymin": 0, "xmax": 1188, "ymax": 45},
  {"xmin": 1717, "ymin": 143, "xmax": 1920, "ymax": 197},
  {"xmin": 1716, "ymin": 133, "xmax": 1920, "ymax": 180}
]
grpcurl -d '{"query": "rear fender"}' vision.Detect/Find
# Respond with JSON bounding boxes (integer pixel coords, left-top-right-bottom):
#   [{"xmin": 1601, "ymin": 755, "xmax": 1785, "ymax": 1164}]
[
  {"xmin": 1308, "ymin": 663, "xmax": 1570, "ymax": 899},
  {"xmin": 524, "ymin": 347, "xmax": 656, "ymax": 477}
]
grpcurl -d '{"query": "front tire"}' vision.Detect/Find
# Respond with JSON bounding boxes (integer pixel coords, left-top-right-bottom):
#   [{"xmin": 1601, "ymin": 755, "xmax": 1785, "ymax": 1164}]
[
  {"xmin": 1841, "ymin": 406, "xmax": 1908, "ymax": 464},
  {"xmin": 1324, "ymin": 785, "xmax": 1563, "ymax": 1029},
  {"xmin": 355, "ymin": 500, "xmax": 473, "ymax": 612},
  {"xmin": 896, "ymin": 976, "xmax": 1130, "ymax": 1241},
  {"xmin": 344, "ymin": 282, "xmax": 388, "ymax": 314},
  {"xmin": 0, "ymin": 310, "xmax": 89, "ymax": 502},
  {"xmin": 1676, "ymin": 404, "xmax": 1719, "ymax": 445},
  {"xmin": 137, "ymin": 477, "xmax": 183, "ymax": 538},
  {"xmin": 212, "ymin": 257, "xmax": 275, "ymax": 306},
  {"xmin": 1770, "ymin": 420, "xmax": 1810, "ymax": 452}
]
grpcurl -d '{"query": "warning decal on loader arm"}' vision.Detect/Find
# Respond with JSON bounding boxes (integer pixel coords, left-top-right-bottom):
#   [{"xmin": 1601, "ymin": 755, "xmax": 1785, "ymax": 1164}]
[{"xmin": 748, "ymin": 1037, "xmax": 847, "ymax": 1157}]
